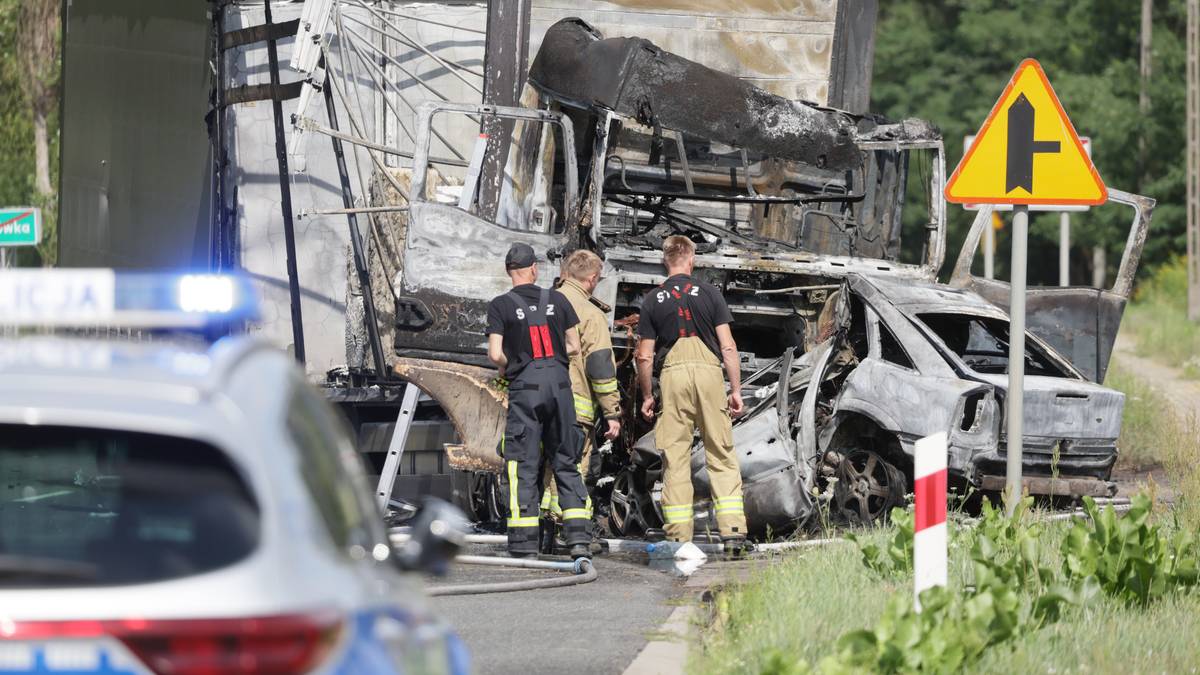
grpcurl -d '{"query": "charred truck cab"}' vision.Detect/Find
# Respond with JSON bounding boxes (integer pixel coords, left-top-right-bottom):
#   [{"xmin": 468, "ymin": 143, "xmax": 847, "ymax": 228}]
[{"xmin": 388, "ymin": 19, "xmax": 1151, "ymax": 534}]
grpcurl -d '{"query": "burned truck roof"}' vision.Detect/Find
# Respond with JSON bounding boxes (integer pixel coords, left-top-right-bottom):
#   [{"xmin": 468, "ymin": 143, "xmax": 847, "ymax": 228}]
[{"xmin": 528, "ymin": 18, "xmax": 865, "ymax": 172}]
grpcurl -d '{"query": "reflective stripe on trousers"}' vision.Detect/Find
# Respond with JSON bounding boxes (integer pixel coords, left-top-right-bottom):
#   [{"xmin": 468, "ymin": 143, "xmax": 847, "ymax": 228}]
[{"xmin": 507, "ymin": 460, "xmax": 539, "ymax": 528}]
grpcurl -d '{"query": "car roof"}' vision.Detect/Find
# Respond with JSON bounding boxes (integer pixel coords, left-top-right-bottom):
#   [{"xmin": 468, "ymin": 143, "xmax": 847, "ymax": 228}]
[
  {"xmin": 0, "ymin": 334, "xmax": 281, "ymax": 399},
  {"xmin": 852, "ymin": 273, "xmax": 1006, "ymax": 317}
]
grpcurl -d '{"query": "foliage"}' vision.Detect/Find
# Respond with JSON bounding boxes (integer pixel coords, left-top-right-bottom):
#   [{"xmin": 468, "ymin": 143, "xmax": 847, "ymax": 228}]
[
  {"xmin": 1125, "ymin": 258, "xmax": 1200, "ymax": 378},
  {"xmin": 814, "ymin": 498, "xmax": 1087, "ymax": 674},
  {"xmin": 0, "ymin": 0, "xmax": 59, "ymax": 266},
  {"xmin": 847, "ymin": 507, "xmax": 914, "ymax": 578},
  {"xmin": 1063, "ymin": 495, "xmax": 1200, "ymax": 605},
  {"xmin": 875, "ymin": 0, "xmax": 1187, "ymax": 284}
]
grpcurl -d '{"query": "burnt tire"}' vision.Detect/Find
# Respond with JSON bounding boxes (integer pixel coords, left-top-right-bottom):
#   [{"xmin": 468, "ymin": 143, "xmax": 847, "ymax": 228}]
[
  {"xmin": 608, "ymin": 470, "xmax": 653, "ymax": 537},
  {"xmin": 832, "ymin": 448, "xmax": 906, "ymax": 526}
]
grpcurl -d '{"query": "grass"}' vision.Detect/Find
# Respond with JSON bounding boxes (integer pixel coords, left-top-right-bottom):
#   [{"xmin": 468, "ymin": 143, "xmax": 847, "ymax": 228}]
[
  {"xmin": 1124, "ymin": 257, "xmax": 1200, "ymax": 379},
  {"xmin": 1104, "ymin": 362, "xmax": 1168, "ymax": 470},
  {"xmin": 694, "ymin": 521, "xmax": 1200, "ymax": 675},
  {"xmin": 693, "ymin": 361, "xmax": 1200, "ymax": 673}
]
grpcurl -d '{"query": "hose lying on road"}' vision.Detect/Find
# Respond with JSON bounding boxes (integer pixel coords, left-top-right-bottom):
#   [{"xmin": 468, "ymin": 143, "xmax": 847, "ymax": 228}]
[
  {"xmin": 427, "ymin": 556, "xmax": 597, "ymax": 596},
  {"xmin": 390, "ymin": 530, "xmax": 846, "ymax": 556}
]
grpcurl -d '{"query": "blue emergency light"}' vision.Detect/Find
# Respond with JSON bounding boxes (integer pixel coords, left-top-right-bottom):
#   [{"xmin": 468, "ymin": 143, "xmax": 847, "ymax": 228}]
[{"xmin": 0, "ymin": 270, "xmax": 260, "ymax": 328}]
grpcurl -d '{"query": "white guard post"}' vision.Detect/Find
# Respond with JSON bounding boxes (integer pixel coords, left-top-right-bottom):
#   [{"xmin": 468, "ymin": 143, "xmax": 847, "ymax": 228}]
[{"xmin": 913, "ymin": 432, "xmax": 948, "ymax": 610}]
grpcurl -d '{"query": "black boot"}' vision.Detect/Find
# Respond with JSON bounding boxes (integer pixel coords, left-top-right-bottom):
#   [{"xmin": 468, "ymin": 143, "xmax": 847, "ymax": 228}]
[
  {"xmin": 569, "ymin": 543, "xmax": 591, "ymax": 560},
  {"xmin": 539, "ymin": 516, "xmax": 558, "ymax": 555}
]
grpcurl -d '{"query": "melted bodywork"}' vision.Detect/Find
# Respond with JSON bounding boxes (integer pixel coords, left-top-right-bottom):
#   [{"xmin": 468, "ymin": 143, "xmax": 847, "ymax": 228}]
[{"xmin": 385, "ymin": 19, "xmax": 1149, "ymax": 529}]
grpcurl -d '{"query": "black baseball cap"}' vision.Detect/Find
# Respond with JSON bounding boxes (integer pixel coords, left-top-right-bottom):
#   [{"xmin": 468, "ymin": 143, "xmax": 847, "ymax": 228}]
[{"xmin": 505, "ymin": 242, "xmax": 538, "ymax": 270}]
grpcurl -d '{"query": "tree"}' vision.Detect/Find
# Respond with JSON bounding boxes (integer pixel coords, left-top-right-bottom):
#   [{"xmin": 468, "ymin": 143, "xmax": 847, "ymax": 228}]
[
  {"xmin": 873, "ymin": 0, "xmax": 1187, "ymax": 286},
  {"xmin": 17, "ymin": 0, "xmax": 58, "ymax": 198}
]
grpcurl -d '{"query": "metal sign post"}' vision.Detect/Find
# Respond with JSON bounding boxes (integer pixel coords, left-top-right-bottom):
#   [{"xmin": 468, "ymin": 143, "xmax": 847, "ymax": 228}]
[
  {"xmin": 1006, "ymin": 205, "xmax": 1029, "ymax": 507},
  {"xmin": 945, "ymin": 59, "xmax": 1106, "ymax": 516},
  {"xmin": 1059, "ymin": 212, "xmax": 1071, "ymax": 286}
]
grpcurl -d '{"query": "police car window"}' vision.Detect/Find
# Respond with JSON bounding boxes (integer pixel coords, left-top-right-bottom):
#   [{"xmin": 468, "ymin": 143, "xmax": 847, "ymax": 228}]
[
  {"xmin": 286, "ymin": 386, "xmax": 374, "ymax": 552},
  {"xmin": 0, "ymin": 425, "xmax": 259, "ymax": 588}
]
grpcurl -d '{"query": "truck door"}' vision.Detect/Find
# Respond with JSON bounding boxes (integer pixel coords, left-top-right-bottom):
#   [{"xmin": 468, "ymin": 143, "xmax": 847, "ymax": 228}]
[
  {"xmin": 394, "ymin": 102, "xmax": 579, "ymax": 358},
  {"xmin": 947, "ymin": 188, "xmax": 1154, "ymax": 382}
]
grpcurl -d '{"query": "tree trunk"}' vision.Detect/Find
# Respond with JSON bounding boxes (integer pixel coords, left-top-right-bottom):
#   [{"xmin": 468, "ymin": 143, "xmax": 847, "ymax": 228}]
[{"xmin": 33, "ymin": 109, "xmax": 51, "ymax": 196}]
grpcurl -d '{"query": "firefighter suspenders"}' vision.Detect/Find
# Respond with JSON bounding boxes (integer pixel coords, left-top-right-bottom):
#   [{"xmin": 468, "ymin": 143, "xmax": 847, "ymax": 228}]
[
  {"xmin": 667, "ymin": 280, "xmax": 698, "ymax": 339},
  {"xmin": 508, "ymin": 288, "xmax": 556, "ymax": 363}
]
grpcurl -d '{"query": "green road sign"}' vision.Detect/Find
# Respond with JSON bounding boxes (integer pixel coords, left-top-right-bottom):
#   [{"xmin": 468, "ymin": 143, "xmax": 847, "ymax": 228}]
[{"xmin": 0, "ymin": 207, "xmax": 41, "ymax": 247}]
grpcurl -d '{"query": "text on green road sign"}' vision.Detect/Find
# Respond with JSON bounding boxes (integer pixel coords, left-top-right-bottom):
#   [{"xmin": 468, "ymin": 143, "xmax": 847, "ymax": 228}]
[{"xmin": 0, "ymin": 208, "xmax": 42, "ymax": 247}]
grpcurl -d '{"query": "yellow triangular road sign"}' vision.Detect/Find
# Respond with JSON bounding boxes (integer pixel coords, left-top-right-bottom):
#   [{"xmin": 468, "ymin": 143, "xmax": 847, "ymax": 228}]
[{"xmin": 945, "ymin": 59, "xmax": 1105, "ymax": 206}]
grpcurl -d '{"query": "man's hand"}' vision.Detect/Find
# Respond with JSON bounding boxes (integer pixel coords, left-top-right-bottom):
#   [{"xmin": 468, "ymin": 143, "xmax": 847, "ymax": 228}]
[
  {"xmin": 640, "ymin": 395, "xmax": 656, "ymax": 421},
  {"xmin": 604, "ymin": 419, "xmax": 621, "ymax": 440},
  {"xmin": 728, "ymin": 391, "xmax": 745, "ymax": 417}
]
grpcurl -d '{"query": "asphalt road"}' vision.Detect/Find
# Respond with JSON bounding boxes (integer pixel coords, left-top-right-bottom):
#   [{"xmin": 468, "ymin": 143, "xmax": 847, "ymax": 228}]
[{"xmin": 430, "ymin": 550, "xmax": 680, "ymax": 675}]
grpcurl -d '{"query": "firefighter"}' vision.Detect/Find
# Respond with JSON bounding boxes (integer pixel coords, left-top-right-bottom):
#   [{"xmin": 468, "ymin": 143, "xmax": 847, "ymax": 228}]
[
  {"xmin": 487, "ymin": 242, "xmax": 592, "ymax": 559},
  {"xmin": 635, "ymin": 235, "xmax": 748, "ymax": 554},
  {"xmin": 541, "ymin": 250, "xmax": 622, "ymax": 539}
]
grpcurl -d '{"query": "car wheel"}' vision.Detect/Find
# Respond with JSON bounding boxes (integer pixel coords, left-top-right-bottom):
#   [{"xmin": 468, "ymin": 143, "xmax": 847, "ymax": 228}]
[
  {"xmin": 608, "ymin": 470, "xmax": 651, "ymax": 537},
  {"xmin": 832, "ymin": 448, "xmax": 906, "ymax": 525}
]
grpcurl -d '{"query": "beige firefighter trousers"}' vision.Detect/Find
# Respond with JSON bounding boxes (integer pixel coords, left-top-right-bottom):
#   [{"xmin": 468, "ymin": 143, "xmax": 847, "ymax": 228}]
[{"xmin": 656, "ymin": 336, "xmax": 746, "ymax": 542}]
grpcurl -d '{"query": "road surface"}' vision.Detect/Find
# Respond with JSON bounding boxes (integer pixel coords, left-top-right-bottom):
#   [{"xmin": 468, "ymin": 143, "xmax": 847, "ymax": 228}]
[{"xmin": 431, "ymin": 551, "xmax": 680, "ymax": 675}]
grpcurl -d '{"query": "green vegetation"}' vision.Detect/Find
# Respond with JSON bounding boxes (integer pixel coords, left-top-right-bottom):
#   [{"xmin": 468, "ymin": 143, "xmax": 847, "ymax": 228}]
[
  {"xmin": 1105, "ymin": 363, "xmax": 1170, "ymax": 470},
  {"xmin": 874, "ymin": 1, "xmax": 1187, "ymax": 285},
  {"xmin": 1125, "ymin": 258, "xmax": 1200, "ymax": 378},
  {"xmin": 696, "ymin": 499, "xmax": 1200, "ymax": 674},
  {"xmin": 0, "ymin": 0, "xmax": 60, "ymax": 267},
  {"xmin": 695, "ymin": 366, "xmax": 1200, "ymax": 674}
]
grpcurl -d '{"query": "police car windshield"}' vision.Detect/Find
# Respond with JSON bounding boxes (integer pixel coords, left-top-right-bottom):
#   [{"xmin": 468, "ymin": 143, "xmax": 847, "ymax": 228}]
[{"xmin": 0, "ymin": 425, "xmax": 259, "ymax": 588}]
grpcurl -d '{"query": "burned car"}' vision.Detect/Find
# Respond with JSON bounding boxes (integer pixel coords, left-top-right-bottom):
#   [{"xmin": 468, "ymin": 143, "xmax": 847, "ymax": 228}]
[{"xmin": 384, "ymin": 18, "xmax": 1152, "ymax": 535}]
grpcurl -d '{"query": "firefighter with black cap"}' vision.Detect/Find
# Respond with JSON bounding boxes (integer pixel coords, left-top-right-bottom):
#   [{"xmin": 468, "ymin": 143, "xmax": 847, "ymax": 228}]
[
  {"xmin": 635, "ymin": 235, "xmax": 748, "ymax": 554},
  {"xmin": 487, "ymin": 242, "xmax": 592, "ymax": 559}
]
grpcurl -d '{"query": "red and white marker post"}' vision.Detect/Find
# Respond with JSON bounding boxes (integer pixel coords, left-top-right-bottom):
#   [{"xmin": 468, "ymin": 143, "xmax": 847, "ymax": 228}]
[{"xmin": 913, "ymin": 432, "xmax": 948, "ymax": 610}]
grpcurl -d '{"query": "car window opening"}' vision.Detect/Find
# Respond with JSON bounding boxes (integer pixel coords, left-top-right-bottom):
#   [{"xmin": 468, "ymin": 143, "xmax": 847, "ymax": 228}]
[
  {"xmin": 917, "ymin": 313, "xmax": 1069, "ymax": 378},
  {"xmin": 878, "ymin": 321, "xmax": 915, "ymax": 370}
]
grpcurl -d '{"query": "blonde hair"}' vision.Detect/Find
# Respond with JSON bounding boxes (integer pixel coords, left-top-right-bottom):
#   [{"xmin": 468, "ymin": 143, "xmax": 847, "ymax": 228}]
[
  {"xmin": 562, "ymin": 249, "xmax": 603, "ymax": 281},
  {"xmin": 662, "ymin": 235, "xmax": 695, "ymax": 267}
]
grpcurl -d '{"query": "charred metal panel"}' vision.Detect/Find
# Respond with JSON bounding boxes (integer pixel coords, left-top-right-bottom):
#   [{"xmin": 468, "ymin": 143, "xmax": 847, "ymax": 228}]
[
  {"xmin": 392, "ymin": 357, "xmax": 507, "ymax": 473},
  {"xmin": 833, "ymin": 360, "xmax": 976, "ymax": 443},
  {"xmin": 530, "ymin": 1, "xmax": 840, "ymax": 104},
  {"xmin": 827, "ymin": 0, "xmax": 877, "ymax": 113},
  {"xmin": 971, "ymin": 373, "xmax": 1124, "ymax": 442},
  {"xmin": 948, "ymin": 189, "xmax": 1155, "ymax": 383},
  {"xmin": 631, "ymin": 407, "xmax": 813, "ymax": 535},
  {"xmin": 395, "ymin": 201, "xmax": 570, "ymax": 355},
  {"xmin": 479, "ymin": 0, "xmax": 532, "ymax": 219},
  {"xmin": 527, "ymin": 19, "xmax": 860, "ymax": 171},
  {"xmin": 961, "ymin": 279, "xmax": 1126, "ymax": 384}
]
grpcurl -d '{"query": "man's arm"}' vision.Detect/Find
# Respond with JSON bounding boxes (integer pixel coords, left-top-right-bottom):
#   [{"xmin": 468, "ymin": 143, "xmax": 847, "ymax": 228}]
[
  {"xmin": 487, "ymin": 333, "xmax": 507, "ymax": 374},
  {"xmin": 565, "ymin": 326, "xmax": 581, "ymax": 358},
  {"xmin": 716, "ymin": 323, "xmax": 744, "ymax": 416},
  {"xmin": 635, "ymin": 337, "xmax": 656, "ymax": 420}
]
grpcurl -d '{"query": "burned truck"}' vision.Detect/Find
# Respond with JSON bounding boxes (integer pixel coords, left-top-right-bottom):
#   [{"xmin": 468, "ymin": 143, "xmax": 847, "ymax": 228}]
[{"xmin": 386, "ymin": 19, "xmax": 1151, "ymax": 535}]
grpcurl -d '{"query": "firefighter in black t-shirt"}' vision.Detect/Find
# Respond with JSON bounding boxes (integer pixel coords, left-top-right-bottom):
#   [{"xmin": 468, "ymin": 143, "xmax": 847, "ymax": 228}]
[
  {"xmin": 486, "ymin": 243, "xmax": 591, "ymax": 559},
  {"xmin": 635, "ymin": 235, "xmax": 748, "ymax": 554}
]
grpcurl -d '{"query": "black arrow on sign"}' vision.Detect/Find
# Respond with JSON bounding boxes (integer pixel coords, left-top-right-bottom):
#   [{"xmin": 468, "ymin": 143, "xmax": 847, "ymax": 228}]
[{"xmin": 1006, "ymin": 93, "xmax": 1061, "ymax": 193}]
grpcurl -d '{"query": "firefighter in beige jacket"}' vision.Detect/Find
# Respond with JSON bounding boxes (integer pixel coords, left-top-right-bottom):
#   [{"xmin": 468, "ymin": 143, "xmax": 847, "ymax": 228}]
[{"xmin": 542, "ymin": 250, "xmax": 622, "ymax": 520}]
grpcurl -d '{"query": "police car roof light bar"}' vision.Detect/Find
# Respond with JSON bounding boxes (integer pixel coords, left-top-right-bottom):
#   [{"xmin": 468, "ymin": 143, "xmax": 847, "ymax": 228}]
[{"xmin": 0, "ymin": 270, "xmax": 260, "ymax": 329}]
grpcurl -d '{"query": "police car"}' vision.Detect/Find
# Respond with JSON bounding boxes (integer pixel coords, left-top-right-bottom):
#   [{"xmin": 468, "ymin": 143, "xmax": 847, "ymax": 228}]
[{"xmin": 0, "ymin": 270, "xmax": 468, "ymax": 675}]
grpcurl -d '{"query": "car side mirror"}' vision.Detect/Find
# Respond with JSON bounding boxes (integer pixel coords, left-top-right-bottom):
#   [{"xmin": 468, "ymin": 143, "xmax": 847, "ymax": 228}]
[{"xmin": 393, "ymin": 497, "xmax": 468, "ymax": 576}]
